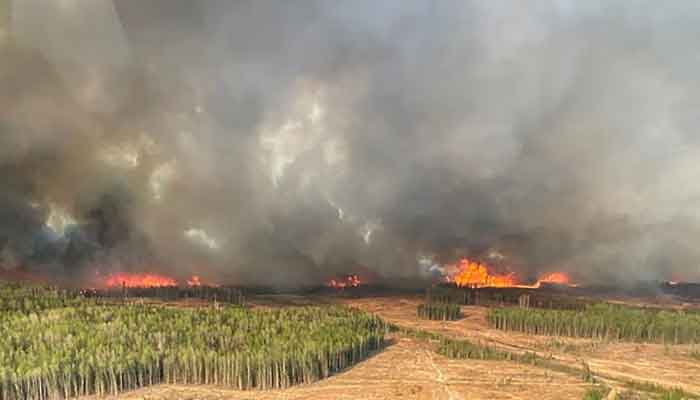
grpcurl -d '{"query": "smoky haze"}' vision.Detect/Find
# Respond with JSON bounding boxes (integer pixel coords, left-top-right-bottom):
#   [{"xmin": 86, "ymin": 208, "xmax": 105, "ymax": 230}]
[{"xmin": 1, "ymin": 0, "xmax": 700, "ymax": 287}]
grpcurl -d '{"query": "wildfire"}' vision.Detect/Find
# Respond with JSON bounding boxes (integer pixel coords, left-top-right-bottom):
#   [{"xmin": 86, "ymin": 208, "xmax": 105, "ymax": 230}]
[
  {"xmin": 536, "ymin": 272, "xmax": 572, "ymax": 286},
  {"xmin": 97, "ymin": 272, "xmax": 218, "ymax": 288},
  {"xmin": 447, "ymin": 259, "xmax": 516, "ymax": 288},
  {"xmin": 105, "ymin": 272, "xmax": 177, "ymax": 288},
  {"xmin": 444, "ymin": 259, "xmax": 576, "ymax": 288},
  {"xmin": 327, "ymin": 274, "xmax": 361, "ymax": 289}
]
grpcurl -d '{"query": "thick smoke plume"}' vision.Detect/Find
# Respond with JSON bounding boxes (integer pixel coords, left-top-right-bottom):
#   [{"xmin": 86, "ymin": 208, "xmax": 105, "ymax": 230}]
[{"xmin": 2, "ymin": 0, "xmax": 700, "ymax": 286}]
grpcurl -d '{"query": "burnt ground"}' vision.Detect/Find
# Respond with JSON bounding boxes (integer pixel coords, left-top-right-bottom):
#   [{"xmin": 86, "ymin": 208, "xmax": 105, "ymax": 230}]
[{"xmin": 81, "ymin": 294, "xmax": 700, "ymax": 400}]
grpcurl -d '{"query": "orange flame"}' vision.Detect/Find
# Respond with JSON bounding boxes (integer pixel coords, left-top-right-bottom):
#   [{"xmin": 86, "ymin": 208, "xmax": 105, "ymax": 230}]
[
  {"xmin": 536, "ymin": 272, "xmax": 571, "ymax": 286},
  {"xmin": 105, "ymin": 272, "xmax": 177, "ymax": 288},
  {"xmin": 100, "ymin": 271, "xmax": 219, "ymax": 288},
  {"xmin": 327, "ymin": 274, "xmax": 361, "ymax": 289},
  {"xmin": 444, "ymin": 259, "xmax": 576, "ymax": 288},
  {"xmin": 187, "ymin": 275, "xmax": 220, "ymax": 287},
  {"xmin": 447, "ymin": 259, "xmax": 516, "ymax": 288}
]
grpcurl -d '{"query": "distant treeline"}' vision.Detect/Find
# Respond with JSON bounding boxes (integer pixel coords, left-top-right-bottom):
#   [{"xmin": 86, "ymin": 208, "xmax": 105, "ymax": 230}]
[
  {"xmin": 489, "ymin": 304, "xmax": 700, "ymax": 344},
  {"xmin": 0, "ymin": 283, "xmax": 84, "ymax": 315},
  {"xmin": 0, "ymin": 282, "xmax": 246, "ymax": 316},
  {"xmin": 426, "ymin": 285, "xmax": 593, "ymax": 310},
  {"xmin": 81, "ymin": 285, "xmax": 245, "ymax": 305}
]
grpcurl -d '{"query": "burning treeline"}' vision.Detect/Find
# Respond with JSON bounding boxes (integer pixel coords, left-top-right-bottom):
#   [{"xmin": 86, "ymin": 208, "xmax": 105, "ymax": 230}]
[
  {"xmin": 99, "ymin": 272, "xmax": 218, "ymax": 289},
  {"xmin": 443, "ymin": 258, "xmax": 574, "ymax": 289},
  {"xmin": 423, "ymin": 258, "xmax": 599, "ymax": 312},
  {"xmin": 78, "ymin": 272, "xmax": 244, "ymax": 304}
]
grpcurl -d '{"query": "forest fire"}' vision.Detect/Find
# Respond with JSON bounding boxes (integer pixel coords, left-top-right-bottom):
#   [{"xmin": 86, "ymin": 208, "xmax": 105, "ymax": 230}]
[
  {"xmin": 445, "ymin": 259, "xmax": 576, "ymax": 288},
  {"xmin": 447, "ymin": 259, "xmax": 516, "ymax": 288},
  {"xmin": 327, "ymin": 274, "xmax": 362, "ymax": 289},
  {"xmin": 535, "ymin": 272, "xmax": 573, "ymax": 287},
  {"xmin": 105, "ymin": 272, "xmax": 178, "ymax": 288},
  {"xmin": 102, "ymin": 272, "xmax": 216, "ymax": 288},
  {"xmin": 96, "ymin": 268, "xmax": 224, "ymax": 289},
  {"xmin": 185, "ymin": 275, "xmax": 220, "ymax": 287}
]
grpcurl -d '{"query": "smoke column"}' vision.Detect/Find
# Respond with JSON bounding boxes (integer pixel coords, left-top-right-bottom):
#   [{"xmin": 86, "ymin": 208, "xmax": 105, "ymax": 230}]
[{"xmin": 2, "ymin": 0, "xmax": 700, "ymax": 286}]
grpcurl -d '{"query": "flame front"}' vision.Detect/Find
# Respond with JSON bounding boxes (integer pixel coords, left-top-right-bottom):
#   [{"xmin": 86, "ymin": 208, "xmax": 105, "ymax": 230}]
[
  {"xmin": 447, "ymin": 259, "xmax": 516, "ymax": 288},
  {"xmin": 100, "ymin": 272, "xmax": 217, "ymax": 288},
  {"xmin": 444, "ymin": 259, "xmax": 576, "ymax": 288},
  {"xmin": 536, "ymin": 272, "xmax": 571, "ymax": 286},
  {"xmin": 105, "ymin": 272, "xmax": 177, "ymax": 288}
]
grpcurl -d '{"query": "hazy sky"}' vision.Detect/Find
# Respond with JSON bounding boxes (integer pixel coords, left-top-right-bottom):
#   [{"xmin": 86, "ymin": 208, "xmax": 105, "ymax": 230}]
[{"xmin": 2, "ymin": 0, "xmax": 700, "ymax": 285}]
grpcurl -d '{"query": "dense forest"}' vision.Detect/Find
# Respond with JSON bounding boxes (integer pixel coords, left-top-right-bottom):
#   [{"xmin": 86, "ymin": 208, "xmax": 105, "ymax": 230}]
[{"xmin": 0, "ymin": 283, "xmax": 386, "ymax": 400}]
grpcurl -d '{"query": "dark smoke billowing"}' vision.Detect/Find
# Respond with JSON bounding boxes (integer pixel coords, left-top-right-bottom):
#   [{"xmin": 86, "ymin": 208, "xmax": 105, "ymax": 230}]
[{"xmin": 2, "ymin": 0, "xmax": 700, "ymax": 286}]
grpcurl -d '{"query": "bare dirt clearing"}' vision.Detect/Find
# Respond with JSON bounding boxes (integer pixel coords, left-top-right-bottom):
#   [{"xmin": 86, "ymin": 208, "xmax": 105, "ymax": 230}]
[{"xmin": 343, "ymin": 296, "xmax": 700, "ymax": 395}]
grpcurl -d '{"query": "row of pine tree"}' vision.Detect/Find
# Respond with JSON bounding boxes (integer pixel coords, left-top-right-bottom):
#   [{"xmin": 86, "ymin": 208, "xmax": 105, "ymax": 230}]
[{"xmin": 0, "ymin": 284, "xmax": 386, "ymax": 400}]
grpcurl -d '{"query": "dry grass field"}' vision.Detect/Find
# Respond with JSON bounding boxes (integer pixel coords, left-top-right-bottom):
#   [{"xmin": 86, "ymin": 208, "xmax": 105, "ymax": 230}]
[{"xmin": 80, "ymin": 294, "xmax": 699, "ymax": 400}]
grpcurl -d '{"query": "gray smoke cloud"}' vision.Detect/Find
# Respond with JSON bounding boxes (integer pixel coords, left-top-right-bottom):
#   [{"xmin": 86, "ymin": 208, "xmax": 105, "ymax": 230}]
[{"xmin": 2, "ymin": 0, "xmax": 700, "ymax": 286}]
